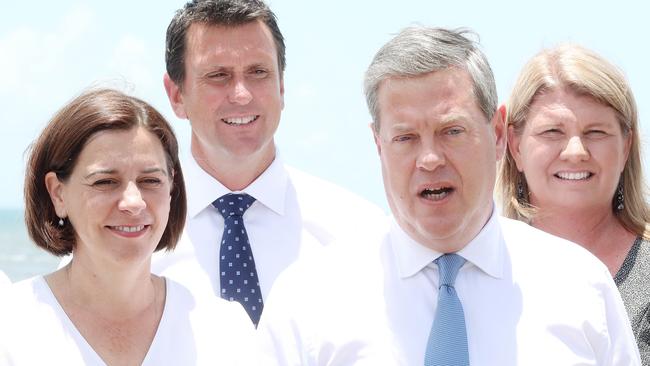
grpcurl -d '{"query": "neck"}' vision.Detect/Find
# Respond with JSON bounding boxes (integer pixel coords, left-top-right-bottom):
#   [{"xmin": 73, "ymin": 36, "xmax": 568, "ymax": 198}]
[
  {"xmin": 531, "ymin": 205, "xmax": 635, "ymax": 274},
  {"xmin": 192, "ymin": 142, "xmax": 275, "ymax": 191},
  {"xmin": 49, "ymin": 252, "xmax": 157, "ymax": 320}
]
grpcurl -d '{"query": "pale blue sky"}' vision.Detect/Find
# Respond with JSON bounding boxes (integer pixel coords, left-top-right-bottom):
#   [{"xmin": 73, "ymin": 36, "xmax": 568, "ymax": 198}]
[{"xmin": 1, "ymin": 0, "xmax": 648, "ymax": 210}]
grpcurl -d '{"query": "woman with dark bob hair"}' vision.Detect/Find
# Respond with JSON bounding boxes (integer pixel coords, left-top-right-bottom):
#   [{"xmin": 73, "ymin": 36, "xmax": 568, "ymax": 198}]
[
  {"xmin": 1, "ymin": 88, "xmax": 256, "ymax": 365},
  {"xmin": 497, "ymin": 44, "xmax": 650, "ymax": 362}
]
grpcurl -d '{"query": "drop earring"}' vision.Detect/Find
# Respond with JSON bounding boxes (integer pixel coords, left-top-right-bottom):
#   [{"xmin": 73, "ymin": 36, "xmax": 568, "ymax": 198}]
[
  {"xmin": 58, "ymin": 217, "xmax": 64, "ymax": 227},
  {"xmin": 516, "ymin": 173, "xmax": 528, "ymax": 204},
  {"xmin": 615, "ymin": 180, "xmax": 624, "ymax": 212}
]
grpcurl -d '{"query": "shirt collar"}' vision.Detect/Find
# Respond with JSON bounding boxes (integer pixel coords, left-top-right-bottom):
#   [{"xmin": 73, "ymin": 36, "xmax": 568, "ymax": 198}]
[
  {"xmin": 391, "ymin": 204, "xmax": 504, "ymax": 280},
  {"xmin": 184, "ymin": 151, "xmax": 289, "ymax": 218}
]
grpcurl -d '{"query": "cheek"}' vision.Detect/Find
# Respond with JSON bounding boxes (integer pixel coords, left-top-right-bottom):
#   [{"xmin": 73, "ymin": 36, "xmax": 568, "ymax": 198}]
[
  {"xmin": 382, "ymin": 152, "xmax": 411, "ymax": 182},
  {"xmin": 155, "ymin": 191, "xmax": 172, "ymax": 215},
  {"xmin": 612, "ymin": 142, "xmax": 629, "ymax": 170},
  {"xmin": 69, "ymin": 193, "xmax": 100, "ymax": 217},
  {"xmin": 519, "ymin": 144, "xmax": 550, "ymax": 174}
]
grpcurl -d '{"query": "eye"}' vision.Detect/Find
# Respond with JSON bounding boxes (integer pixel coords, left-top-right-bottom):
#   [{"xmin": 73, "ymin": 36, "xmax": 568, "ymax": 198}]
[
  {"xmin": 444, "ymin": 126, "xmax": 465, "ymax": 136},
  {"xmin": 392, "ymin": 134, "xmax": 415, "ymax": 142},
  {"xmin": 539, "ymin": 128, "xmax": 563, "ymax": 137},
  {"xmin": 207, "ymin": 71, "xmax": 229, "ymax": 81},
  {"xmin": 90, "ymin": 178, "xmax": 118, "ymax": 190},
  {"xmin": 139, "ymin": 177, "xmax": 163, "ymax": 188},
  {"xmin": 93, "ymin": 179, "xmax": 116, "ymax": 186},
  {"xmin": 250, "ymin": 68, "xmax": 269, "ymax": 78},
  {"xmin": 585, "ymin": 129, "xmax": 607, "ymax": 138}
]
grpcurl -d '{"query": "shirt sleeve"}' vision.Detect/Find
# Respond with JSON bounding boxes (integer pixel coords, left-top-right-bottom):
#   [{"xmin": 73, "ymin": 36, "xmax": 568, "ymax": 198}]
[{"xmin": 599, "ymin": 267, "xmax": 642, "ymax": 365}]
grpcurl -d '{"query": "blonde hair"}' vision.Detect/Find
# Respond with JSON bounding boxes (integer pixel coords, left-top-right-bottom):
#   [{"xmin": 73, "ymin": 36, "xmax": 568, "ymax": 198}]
[{"xmin": 496, "ymin": 44, "xmax": 650, "ymax": 239}]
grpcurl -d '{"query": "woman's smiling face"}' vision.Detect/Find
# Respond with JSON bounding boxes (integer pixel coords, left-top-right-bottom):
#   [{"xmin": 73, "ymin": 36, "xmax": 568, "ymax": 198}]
[
  {"xmin": 47, "ymin": 127, "xmax": 172, "ymax": 265},
  {"xmin": 509, "ymin": 88, "xmax": 631, "ymax": 213}
]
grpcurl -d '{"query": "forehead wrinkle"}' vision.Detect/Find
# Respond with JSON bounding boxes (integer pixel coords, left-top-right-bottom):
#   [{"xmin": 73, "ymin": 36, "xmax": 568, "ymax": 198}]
[
  {"xmin": 142, "ymin": 167, "xmax": 169, "ymax": 176},
  {"xmin": 186, "ymin": 22, "xmax": 277, "ymax": 69},
  {"xmin": 530, "ymin": 104, "xmax": 576, "ymax": 125}
]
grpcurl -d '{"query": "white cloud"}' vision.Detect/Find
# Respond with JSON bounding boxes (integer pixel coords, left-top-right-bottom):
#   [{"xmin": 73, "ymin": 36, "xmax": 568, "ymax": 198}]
[
  {"xmin": 0, "ymin": 4, "xmax": 95, "ymax": 98},
  {"xmin": 108, "ymin": 34, "xmax": 155, "ymax": 91}
]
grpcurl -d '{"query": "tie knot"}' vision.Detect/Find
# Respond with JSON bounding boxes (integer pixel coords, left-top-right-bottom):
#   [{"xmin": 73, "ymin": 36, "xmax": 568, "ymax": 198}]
[
  {"xmin": 435, "ymin": 253, "xmax": 465, "ymax": 288},
  {"xmin": 212, "ymin": 193, "xmax": 256, "ymax": 218}
]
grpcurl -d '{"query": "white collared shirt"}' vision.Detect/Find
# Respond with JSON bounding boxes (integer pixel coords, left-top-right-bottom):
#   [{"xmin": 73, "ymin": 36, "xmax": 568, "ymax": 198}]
[
  {"xmin": 152, "ymin": 153, "xmax": 387, "ymax": 301},
  {"xmin": 258, "ymin": 208, "xmax": 641, "ymax": 365}
]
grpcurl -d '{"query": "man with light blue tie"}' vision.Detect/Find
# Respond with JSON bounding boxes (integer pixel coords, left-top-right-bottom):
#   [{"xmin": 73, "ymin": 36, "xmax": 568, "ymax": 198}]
[{"xmin": 257, "ymin": 27, "xmax": 641, "ymax": 365}]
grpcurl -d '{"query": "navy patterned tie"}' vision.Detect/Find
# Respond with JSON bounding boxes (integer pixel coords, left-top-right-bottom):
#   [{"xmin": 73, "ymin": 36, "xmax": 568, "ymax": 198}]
[
  {"xmin": 424, "ymin": 253, "xmax": 469, "ymax": 366},
  {"xmin": 212, "ymin": 193, "xmax": 263, "ymax": 325}
]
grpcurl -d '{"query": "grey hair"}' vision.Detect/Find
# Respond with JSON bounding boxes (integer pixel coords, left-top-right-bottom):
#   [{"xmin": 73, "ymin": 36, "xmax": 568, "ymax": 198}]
[{"xmin": 364, "ymin": 26, "xmax": 497, "ymax": 131}]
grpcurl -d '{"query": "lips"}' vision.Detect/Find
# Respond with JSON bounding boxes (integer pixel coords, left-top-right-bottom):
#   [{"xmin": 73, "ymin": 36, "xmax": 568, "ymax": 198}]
[
  {"xmin": 221, "ymin": 115, "xmax": 259, "ymax": 125},
  {"xmin": 420, "ymin": 186, "xmax": 454, "ymax": 201},
  {"xmin": 554, "ymin": 171, "xmax": 593, "ymax": 181},
  {"xmin": 109, "ymin": 225, "xmax": 147, "ymax": 233}
]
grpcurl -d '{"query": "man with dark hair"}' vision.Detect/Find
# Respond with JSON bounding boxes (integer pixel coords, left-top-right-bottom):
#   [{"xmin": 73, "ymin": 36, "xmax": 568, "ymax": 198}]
[
  {"xmin": 257, "ymin": 26, "xmax": 641, "ymax": 365},
  {"xmin": 154, "ymin": 0, "xmax": 384, "ymax": 326}
]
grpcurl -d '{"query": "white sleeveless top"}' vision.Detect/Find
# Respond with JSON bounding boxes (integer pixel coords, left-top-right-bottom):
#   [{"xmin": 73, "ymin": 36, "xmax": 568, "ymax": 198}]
[{"xmin": 1, "ymin": 276, "xmax": 257, "ymax": 365}]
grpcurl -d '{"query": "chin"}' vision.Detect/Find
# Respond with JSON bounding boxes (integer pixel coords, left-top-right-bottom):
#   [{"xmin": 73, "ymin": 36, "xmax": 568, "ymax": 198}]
[
  {"xmin": 409, "ymin": 218, "xmax": 458, "ymax": 243},
  {"xmin": 109, "ymin": 242, "xmax": 157, "ymax": 264}
]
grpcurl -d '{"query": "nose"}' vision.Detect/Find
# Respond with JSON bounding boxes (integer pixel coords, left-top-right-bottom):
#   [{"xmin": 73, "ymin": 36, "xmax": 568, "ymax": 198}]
[
  {"xmin": 560, "ymin": 135, "xmax": 589, "ymax": 163},
  {"xmin": 228, "ymin": 78, "xmax": 253, "ymax": 105},
  {"xmin": 118, "ymin": 181, "xmax": 146, "ymax": 215},
  {"xmin": 416, "ymin": 144, "xmax": 445, "ymax": 171}
]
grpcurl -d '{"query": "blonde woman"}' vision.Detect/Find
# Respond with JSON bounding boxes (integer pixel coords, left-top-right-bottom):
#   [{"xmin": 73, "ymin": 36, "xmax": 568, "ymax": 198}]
[{"xmin": 498, "ymin": 44, "xmax": 650, "ymax": 362}]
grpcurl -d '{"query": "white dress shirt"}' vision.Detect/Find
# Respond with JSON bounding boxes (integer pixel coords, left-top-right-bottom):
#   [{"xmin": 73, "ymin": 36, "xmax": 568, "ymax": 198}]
[
  {"xmin": 257, "ymin": 208, "xmax": 641, "ymax": 365},
  {"xmin": 152, "ymin": 153, "xmax": 386, "ymax": 301},
  {"xmin": 1, "ymin": 276, "xmax": 257, "ymax": 365}
]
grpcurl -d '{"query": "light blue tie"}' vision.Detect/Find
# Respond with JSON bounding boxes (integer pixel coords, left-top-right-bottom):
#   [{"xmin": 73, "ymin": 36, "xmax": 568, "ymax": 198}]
[{"xmin": 424, "ymin": 253, "xmax": 469, "ymax": 366}]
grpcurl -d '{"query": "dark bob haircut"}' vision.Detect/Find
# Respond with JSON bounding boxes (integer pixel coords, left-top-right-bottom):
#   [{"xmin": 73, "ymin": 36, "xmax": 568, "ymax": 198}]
[{"xmin": 24, "ymin": 88, "xmax": 187, "ymax": 256}]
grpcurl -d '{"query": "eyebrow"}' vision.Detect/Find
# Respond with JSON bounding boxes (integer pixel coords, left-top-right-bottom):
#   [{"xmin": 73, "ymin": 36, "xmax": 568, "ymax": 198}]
[
  {"xmin": 389, "ymin": 123, "xmax": 414, "ymax": 133},
  {"xmin": 83, "ymin": 167, "xmax": 168, "ymax": 179},
  {"xmin": 440, "ymin": 113, "xmax": 471, "ymax": 124},
  {"xmin": 200, "ymin": 66, "xmax": 229, "ymax": 76},
  {"xmin": 389, "ymin": 114, "xmax": 471, "ymax": 132},
  {"xmin": 202, "ymin": 61, "xmax": 271, "ymax": 74},
  {"xmin": 247, "ymin": 63, "xmax": 269, "ymax": 70}
]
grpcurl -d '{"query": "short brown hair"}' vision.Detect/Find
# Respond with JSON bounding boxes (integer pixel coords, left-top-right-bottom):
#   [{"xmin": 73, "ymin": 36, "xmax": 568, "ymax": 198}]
[
  {"xmin": 166, "ymin": 0, "xmax": 286, "ymax": 88},
  {"xmin": 24, "ymin": 88, "xmax": 187, "ymax": 256}
]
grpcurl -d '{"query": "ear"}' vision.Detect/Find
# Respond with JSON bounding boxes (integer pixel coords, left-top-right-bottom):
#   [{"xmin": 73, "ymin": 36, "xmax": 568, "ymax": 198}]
[
  {"xmin": 498, "ymin": 104, "xmax": 507, "ymax": 123},
  {"xmin": 44, "ymin": 172, "xmax": 67, "ymax": 218},
  {"xmin": 163, "ymin": 73, "xmax": 188, "ymax": 119},
  {"xmin": 492, "ymin": 105, "xmax": 507, "ymax": 161},
  {"xmin": 370, "ymin": 122, "xmax": 382, "ymax": 155},
  {"xmin": 507, "ymin": 125, "xmax": 524, "ymax": 172}
]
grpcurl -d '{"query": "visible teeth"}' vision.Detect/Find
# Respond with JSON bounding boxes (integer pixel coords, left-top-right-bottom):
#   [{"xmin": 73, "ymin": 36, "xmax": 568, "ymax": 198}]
[
  {"xmin": 556, "ymin": 172, "xmax": 591, "ymax": 180},
  {"xmin": 421, "ymin": 187, "xmax": 452, "ymax": 201},
  {"xmin": 222, "ymin": 116, "xmax": 258, "ymax": 125},
  {"xmin": 113, "ymin": 225, "xmax": 145, "ymax": 233}
]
